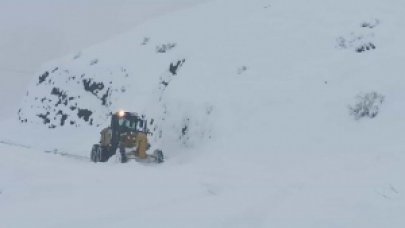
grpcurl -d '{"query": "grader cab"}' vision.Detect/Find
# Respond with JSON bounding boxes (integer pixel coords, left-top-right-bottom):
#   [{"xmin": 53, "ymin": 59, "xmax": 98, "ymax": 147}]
[{"xmin": 90, "ymin": 111, "xmax": 163, "ymax": 163}]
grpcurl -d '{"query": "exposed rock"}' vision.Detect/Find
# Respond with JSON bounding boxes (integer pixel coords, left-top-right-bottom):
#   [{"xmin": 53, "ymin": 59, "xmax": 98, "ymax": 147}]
[
  {"xmin": 38, "ymin": 72, "xmax": 49, "ymax": 85},
  {"xmin": 77, "ymin": 109, "xmax": 93, "ymax": 122}
]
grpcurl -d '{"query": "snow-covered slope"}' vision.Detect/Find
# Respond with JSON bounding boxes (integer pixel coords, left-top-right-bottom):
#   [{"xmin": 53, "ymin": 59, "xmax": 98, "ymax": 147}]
[
  {"xmin": 1, "ymin": 0, "xmax": 405, "ymax": 227},
  {"xmin": 0, "ymin": 0, "xmax": 205, "ymax": 120}
]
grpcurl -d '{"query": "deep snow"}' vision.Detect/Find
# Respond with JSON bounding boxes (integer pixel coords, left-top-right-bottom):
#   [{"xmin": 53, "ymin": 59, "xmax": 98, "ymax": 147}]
[{"xmin": 1, "ymin": 0, "xmax": 405, "ymax": 227}]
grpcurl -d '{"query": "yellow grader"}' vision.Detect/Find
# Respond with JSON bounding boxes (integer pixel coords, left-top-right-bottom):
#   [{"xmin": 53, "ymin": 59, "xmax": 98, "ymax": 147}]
[{"xmin": 90, "ymin": 111, "xmax": 163, "ymax": 163}]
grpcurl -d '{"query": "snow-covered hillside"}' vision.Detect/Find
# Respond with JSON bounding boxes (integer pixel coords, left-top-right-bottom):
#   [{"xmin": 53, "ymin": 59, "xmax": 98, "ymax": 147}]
[
  {"xmin": 0, "ymin": 0, "xmax": 204, "ymax": 120},
  {"xmin": 1, "ymin": 0, "xmax": 405, "ymax": 227}
]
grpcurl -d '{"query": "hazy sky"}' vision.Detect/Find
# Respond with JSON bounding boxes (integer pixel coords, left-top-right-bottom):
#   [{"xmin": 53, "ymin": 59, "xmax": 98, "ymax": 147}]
[{"xmin": 0, "ymin": 0, "xmax": 206, "ymax": 117}]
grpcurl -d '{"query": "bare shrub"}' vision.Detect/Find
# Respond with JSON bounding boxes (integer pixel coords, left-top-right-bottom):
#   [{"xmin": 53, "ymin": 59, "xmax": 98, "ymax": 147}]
[{"xmin": 349, "ymin": 92, "xmax": 384, "ymax": 119}]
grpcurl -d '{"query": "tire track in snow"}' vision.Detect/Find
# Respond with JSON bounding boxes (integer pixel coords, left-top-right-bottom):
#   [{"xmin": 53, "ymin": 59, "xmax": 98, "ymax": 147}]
[{"xmin": 0, "ymin": 140, "xmax": 89, "ymax": 162}]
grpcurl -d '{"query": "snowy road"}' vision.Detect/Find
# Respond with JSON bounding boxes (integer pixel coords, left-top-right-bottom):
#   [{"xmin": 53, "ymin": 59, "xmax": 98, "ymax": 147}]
[{"xmin": 1, "ymin": 141, "xmax": 404, "ymax": 228}]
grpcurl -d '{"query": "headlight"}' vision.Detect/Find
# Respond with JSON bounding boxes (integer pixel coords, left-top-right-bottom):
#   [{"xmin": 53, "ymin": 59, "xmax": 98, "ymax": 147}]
[{"xmin": 118, "ymin": 110, "xmax": 125, "ymax": 117}]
